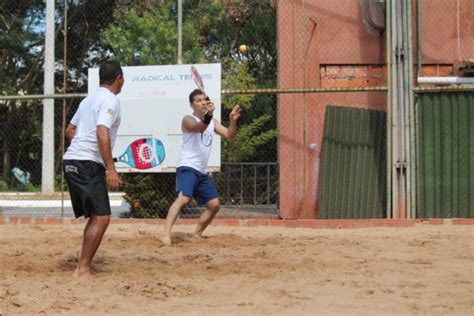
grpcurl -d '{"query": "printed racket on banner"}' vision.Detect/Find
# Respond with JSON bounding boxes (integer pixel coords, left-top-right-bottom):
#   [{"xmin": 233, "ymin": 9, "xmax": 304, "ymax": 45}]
[
  {"xmin": 113, "ymin": 138, "xmax": 165, "ymax": 170},
  {"xmin": 190, "ymin": 65, "xmax": 210, "ymax": 101}
]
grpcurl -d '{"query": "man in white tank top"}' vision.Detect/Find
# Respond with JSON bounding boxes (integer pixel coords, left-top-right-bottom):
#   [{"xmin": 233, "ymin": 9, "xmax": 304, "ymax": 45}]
[{"xmin": 161, "ymin": 89, "xmax": 242, "ymax": 246}]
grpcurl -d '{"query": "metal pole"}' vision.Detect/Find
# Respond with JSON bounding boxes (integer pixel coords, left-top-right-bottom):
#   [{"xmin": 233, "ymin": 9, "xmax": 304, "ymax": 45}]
[
  {"xmin": 302, "ymin": 0, "xmax": 307, "ymax": 217},
  {"xmin": 61, "ymin": 0, "xmax": 68, "ymax": 216},
  {"xmin": 0, "ymin": 93, "xmax": 87, "ymax": 100},
  {"xmin": 267, "ymin": 165, "xmax": 270, "ymax": 205},
  {"xmin": 416, "ymin": 0, "xmax": 422, "ymax": 76},
  {"xmin": 399, "ymin": 0, "xmax": 408, "ymax": 219},
  {"xmin": 406, "ymin": 0, "xmax": 416, "ymax": 219},
  {"xmin": 391, "ymin": 0, "xmax": 406, "ymax": 219},
  {"xmin": 253, "ymin": 165, "xmax": 257, "ymax": 205},
  {"xmin": 400, "ymin": 0, "xmax": 408, "ymax": 219},
  {"xmin": 391, "ymin": 0, "xmax": 400, "ymax": 218},
  {"xmin": 240, "ymin": 165, "xmax": 243, "ymax": 206},
  {"xmin": 386, "ymin": 0, "xmax": 392, "ymax": 218},
  {"xmin": 177, "ymin": 0, "xmax": 182, "ymax": 64},
  {"xmin": 42, "ymin": 0, "xmax": 55, "ymax": 194}
]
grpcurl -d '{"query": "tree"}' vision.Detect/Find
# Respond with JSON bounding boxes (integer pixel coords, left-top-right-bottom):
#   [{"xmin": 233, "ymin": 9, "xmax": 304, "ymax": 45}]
[
  {"xmin": 101, "ymin": 0, "xmax": 277, "ymax": 162},
  {"xmin": 0, "ymin": 0, "xmax": 278, "ymax": 193},
  {"xmin": 0, "ymin": 0, "xmax": 46, "ymax": 186},
  {"xmin": 97, "ymin": 0, "xmax": 277, "ymax": 216},
  {"xmin": 101, "ymin": 1, "xmax": 208, "ymax": 65},
  {"xmin": 190, "ymin": 0, "xmax": 277, "ymax": 161}
]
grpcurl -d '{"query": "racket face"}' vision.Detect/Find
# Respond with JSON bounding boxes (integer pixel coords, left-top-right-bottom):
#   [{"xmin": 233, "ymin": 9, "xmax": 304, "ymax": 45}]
[
  {"xmin": 11, "ymin": 167, "xmax": 30, "ymax": 185},
  {"xmin": 191, "ymin": 65, "xmax": 205, "ymax": 92},
  {"xmin": 117, "ymin": 138, "xmax": 165, "ymax": 170}
]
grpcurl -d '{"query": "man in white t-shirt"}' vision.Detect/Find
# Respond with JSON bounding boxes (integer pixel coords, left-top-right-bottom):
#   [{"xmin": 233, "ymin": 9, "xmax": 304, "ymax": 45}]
[
  {"xmin": 63, "ymin": 60, "xmax": 124, "ymax": 277},
  {"xmin": 160, "ymin": 89, "xmax": 242, "ymax": 246}
]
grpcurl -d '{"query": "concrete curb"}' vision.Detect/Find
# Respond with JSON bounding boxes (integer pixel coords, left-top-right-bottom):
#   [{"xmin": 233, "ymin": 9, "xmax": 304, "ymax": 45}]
[{"xmin": 1, "ymin": 217, "xmax": 473, "ymax": 228}]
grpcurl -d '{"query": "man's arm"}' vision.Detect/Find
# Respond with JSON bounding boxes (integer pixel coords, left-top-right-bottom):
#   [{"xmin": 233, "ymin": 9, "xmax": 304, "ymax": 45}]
[
  {"xmin": 214, "ymin": 105, "xmax": 241, "ymax": 140},
  {"xmin": 182, "ymin": 115, "xmax": 210, "ymax": 133},
  {"xmin": 65, "ymin": 123, "xmax": 77, "ymax": 140},
  {"xmin": 214, "ymin": 119, "xmax": 237, "ymax": 140},
  {"xmin": 97, "ymin": 125, "xmax": 119, "ymax": 190},
  {"xmin": 182, "ymin": 100, "xmax": 216, "ymax": 133}
]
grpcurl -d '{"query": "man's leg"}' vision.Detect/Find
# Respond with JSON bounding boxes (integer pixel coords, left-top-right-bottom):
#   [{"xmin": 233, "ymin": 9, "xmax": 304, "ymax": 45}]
[
  {"xmin": 74, "ymin": 214, "xmax": 110, "ymax": 277},
  {"xmin": 161, "ymin": 192, "xmax": 190, "ymax": 246},
  {"xmin": 194, "ymin": 198, "xmax": 220, "ymax": 238}
]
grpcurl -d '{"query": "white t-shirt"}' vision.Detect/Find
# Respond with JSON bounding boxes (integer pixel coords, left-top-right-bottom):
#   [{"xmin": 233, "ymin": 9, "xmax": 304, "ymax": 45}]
[
  {"xmin": 63, "ymin": 87, "xmax": 121, "ymax": 165},
  {"xmin": 177, "ymin": 114, "xmax": 215, "ymax": 174}
]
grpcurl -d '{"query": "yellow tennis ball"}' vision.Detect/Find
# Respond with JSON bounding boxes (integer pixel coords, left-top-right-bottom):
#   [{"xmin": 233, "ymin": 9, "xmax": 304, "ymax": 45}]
[{"xmin": 239, "ymin": 44, "xmax": 248, "ymax": 53}]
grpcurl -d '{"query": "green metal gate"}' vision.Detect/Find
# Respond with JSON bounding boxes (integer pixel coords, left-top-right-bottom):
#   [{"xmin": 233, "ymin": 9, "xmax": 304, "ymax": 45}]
[
  {"xmin": 416, "ymin": 92, "xmax": 474, "ymax": 218},
  {"xmin": 318, "ymin": 106, "xmax": 387, "ymax": 219}
]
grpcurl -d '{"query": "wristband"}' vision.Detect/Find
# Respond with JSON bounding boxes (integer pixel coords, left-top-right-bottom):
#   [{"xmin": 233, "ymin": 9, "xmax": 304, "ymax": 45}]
[{"xmin": 203, "ymin": 111, "xmax": 213, "ymax": 125}]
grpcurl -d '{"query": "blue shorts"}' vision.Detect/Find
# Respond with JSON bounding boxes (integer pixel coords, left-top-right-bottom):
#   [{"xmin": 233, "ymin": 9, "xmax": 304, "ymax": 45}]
[{"xmin": 176, "ymin": 167, "xmax": 219, "ymax": 206}]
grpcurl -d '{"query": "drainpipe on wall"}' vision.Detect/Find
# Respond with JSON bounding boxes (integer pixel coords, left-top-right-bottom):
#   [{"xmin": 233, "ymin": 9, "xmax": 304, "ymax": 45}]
[
  {"xmin": 417, "ymin": 0, "xmax": 422, "ymax": 76},
  {"xmin": 417, "ymin": 77, "xmax": 474, "ymax": 85},
  {"xmin": 406, "ymin": 0, "xmax": 416, "ymax": 220},
  {"xmin": 385, "ymin": 0, "xmax": 392, "ymax": 218},
  {"xmin": 390, "ymin": 0, "xmax": 414, "ymax": 219}
]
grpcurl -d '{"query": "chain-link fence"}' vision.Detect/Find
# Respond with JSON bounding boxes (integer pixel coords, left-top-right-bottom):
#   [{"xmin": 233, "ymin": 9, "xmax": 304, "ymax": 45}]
[
  {"xmin": 413, "ymin": 0, "xmax": 474, "ymax": 219},
  {"xmin": 1, "ymin": 0, "xmax": 472, "ymax": 219},
  {"xmin": 1, "ymin": 0, "xmax": 281, "ymax": 219}
]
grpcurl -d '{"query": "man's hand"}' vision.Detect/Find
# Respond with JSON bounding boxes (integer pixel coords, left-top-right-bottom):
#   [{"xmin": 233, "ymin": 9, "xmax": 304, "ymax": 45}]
[
  {"xmin": 106, "ymin": 169, "xmax": 120, "ymax": 191},
  {"xmin": 205, "ymin": 100, "xmax": 215, "ymax": 115},
  {"xmin": 229, "ymin": 105, "xmax": 242, "ymax": 121}
]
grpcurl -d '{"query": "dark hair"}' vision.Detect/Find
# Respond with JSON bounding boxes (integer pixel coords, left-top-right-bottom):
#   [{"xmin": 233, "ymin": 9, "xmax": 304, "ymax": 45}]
[
  {"xmin": 189, "ymin": 89, "xmax": 205, "ymax": 103},
  {"xmin": 99, "ymin": 61, "xmax": 123, "ymax": 85}
]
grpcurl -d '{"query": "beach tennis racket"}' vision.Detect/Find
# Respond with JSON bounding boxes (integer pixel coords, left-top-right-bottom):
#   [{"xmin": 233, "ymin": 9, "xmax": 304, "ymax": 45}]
[
  {"xmin": 113, "ymin": 138, "xmax": 165, "ymax": 170},
  {"xmin": 191, "ymin": 65, "xmax": 210, "ymax": 101}
]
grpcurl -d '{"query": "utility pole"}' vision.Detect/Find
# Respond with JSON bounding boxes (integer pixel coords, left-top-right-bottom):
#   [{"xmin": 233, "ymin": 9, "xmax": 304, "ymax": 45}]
[
  {"xmin": 42, "ymin": 0, "xmax": 55, "ymax": 194},
  {"xmin": 177, "ymin": 0, "xmax": 183, "ymax": 64}
]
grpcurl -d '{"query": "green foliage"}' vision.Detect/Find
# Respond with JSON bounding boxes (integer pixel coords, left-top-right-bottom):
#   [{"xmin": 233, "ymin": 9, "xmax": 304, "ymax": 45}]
[
  {"xmin": 0, "ymin": 177, "xmax": 40, "ymax": 192},
  {"xmin": 220, "ymin": 59, "xmax": 277, "ymax": 162},
  {"xmin": 0, "ymin": 1, "xmax": 45, "ymax": 95},
  {"xmin": 102, "ymin": 8, "xmax": 174, "ymax": 65},
  {"xmin": 223, "ymin": 114, "xmax": 277, "ymax": 162},
  {"xmin": 1, "ymin": 0, "xmax": 117, "ymax": 189},
  {"xmin": 100, "ymin": 0, "xmax": 278, "ymax": 213},
  {"xmin": 0, "ymin": 100, "xmax": 44, "ymax": 186},
  {"xmin": 121, "ymin": 173, "xmax": 175, "ymax": 218},
  {"xmin": 101, "ymin": 3, "xmax": 206, "ymax": 65},
  {"xmin": 193, "ymin": 0, "xmax": 277, "ymax": 83},
  {"xmin": 55, "ymin": 173, "xmax": 68, "ymax": 192},
  {"xmin": 1, "ymin": 0, "xmax": 277, "ymax": 199},
  {"xmin": 0, "ymin": 180, "xmax": 8, "ymax": 191},
  {"xmin": 15, "ymin": 182, "xmax": 40, "ymax": 192},
  {"xmin": 222, "ymin": 59, "xmax": 256, "ymax": 110}
]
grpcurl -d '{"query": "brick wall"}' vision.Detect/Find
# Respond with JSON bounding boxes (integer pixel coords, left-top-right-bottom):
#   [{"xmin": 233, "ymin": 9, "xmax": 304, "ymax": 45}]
[
  {"xmin": 320, "ymin": 65, "xmax": 387, "ymax": 87},
  {"xmin": 320, "ymin": 64, "xmax": 454, "ymax": 88}
]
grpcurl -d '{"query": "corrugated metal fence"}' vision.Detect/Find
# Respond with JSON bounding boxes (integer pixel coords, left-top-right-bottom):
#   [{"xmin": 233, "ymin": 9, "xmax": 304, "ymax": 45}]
[
  {"xmin": 416, "ymin": 92, "xmax": 474, "ymax": 218},
  {"xmin": 318, "ymin": 106, "xmax": 387, "ymax": 219}
]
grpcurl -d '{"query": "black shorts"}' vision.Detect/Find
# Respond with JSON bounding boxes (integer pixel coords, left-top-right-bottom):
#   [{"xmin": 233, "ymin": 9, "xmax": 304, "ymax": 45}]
[{"xmin": 63, "ymin": 160, "xmax": 111, "ymax": 218}]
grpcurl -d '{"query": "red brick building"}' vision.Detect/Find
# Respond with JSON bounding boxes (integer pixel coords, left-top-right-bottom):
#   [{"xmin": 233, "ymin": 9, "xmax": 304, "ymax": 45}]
[{"xmin": 277, "ymin": 0, "xmax": 474, "ymax": 219}]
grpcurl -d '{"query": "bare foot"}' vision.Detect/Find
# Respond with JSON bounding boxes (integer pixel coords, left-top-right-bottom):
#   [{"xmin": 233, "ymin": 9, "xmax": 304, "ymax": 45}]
[
  {"xmin": 159, "ymin": 233, "xmax": 172, "ymax": 246},
  {"xmin": 193, "ymin": 232, "xmax": 204, "ymax": 239},
  {"xmin": 72, "ymin": 267, "xmax": 92, "ymax": 278}
]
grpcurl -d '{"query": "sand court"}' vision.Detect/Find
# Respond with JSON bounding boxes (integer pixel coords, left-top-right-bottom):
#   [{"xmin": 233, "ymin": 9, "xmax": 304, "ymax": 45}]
[{"xmin": 1, "ymin": 223, "xmax": 473, "ymax": 315}]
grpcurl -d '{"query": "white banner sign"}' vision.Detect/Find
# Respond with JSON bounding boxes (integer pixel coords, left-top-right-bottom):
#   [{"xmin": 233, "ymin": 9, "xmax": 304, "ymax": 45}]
[{"xmin": 88, "ymin": 63, "xmax": 221, "ymax": 173}]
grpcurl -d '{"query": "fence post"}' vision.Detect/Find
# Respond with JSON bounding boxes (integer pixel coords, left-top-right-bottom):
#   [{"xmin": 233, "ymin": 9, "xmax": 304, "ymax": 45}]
[{"xmin": 42, "ymin": 0, "xmax": 55, "ymax": 194}]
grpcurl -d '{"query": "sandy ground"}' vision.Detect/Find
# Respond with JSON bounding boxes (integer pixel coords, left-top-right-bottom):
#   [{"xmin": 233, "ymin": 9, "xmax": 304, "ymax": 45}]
[{"xmin": 0, "ymin": 223, "xmax": 473, "ymax": 315}]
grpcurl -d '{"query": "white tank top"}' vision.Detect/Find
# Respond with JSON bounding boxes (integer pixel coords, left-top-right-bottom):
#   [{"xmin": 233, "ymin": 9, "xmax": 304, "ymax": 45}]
[{"xmin": 177, "ymin": 114, "xmax": 215, "ymax": 174}]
